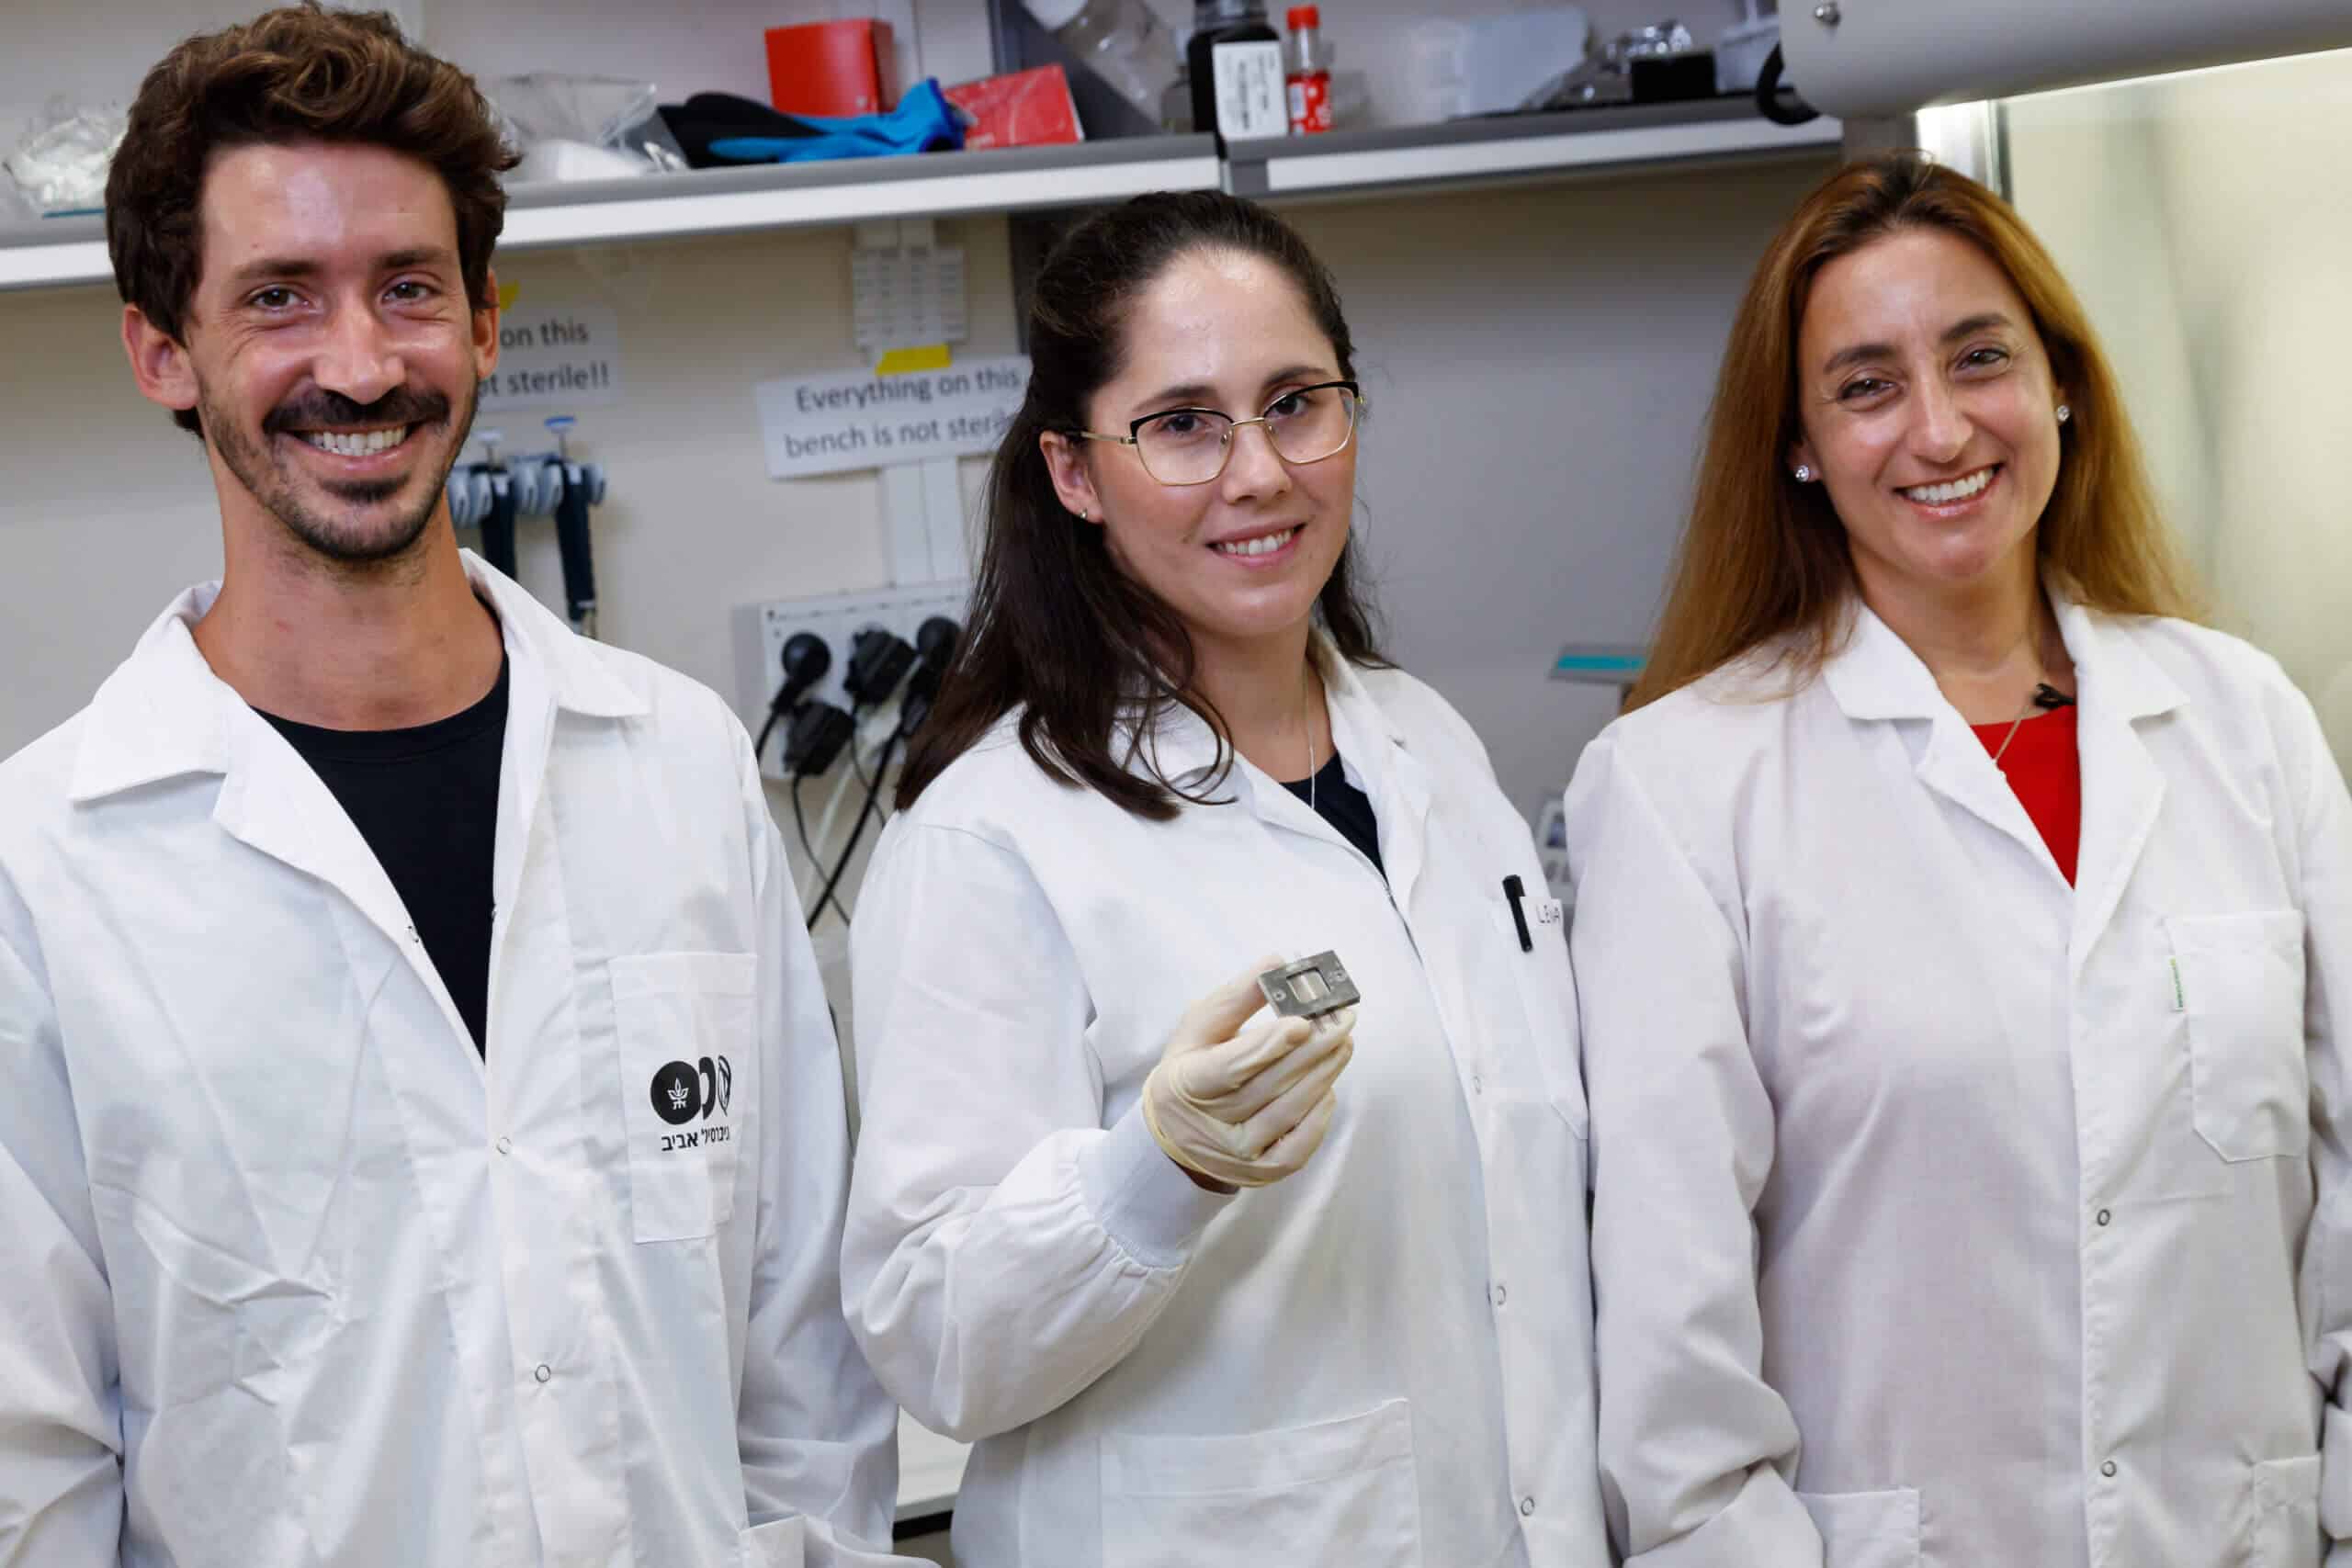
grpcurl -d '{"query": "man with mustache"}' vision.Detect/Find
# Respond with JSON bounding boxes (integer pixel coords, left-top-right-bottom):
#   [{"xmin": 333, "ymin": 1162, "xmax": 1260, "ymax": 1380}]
[{"xmin": 0, "ymin": 7, "xmax": 905, "ymax": 1565}]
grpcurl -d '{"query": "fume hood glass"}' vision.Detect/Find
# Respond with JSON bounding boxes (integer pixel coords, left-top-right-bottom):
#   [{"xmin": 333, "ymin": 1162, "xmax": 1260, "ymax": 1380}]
[{"xmin": 1989, "ymin": 46, "xmax": 2352, "ymax": 772}]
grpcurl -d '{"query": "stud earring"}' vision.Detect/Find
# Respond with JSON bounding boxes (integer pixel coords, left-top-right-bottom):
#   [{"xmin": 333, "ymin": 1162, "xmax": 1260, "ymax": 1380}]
[
  {"xmin": 1793, "ymin": 465, "xmax": 1814, "ymax": 482},
  {"xmin": 2055, "ymin": 403, "xmax": 2071, "ymax": 424}
]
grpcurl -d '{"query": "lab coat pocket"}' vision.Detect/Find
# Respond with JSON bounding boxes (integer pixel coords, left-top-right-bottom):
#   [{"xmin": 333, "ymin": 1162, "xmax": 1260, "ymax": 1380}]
[
  {"xmin": 1099, "ymin": 1398, "xmax": 1423, "ymax": 1567},
  {"xmin": 739, "ymin": 1515, "xmax": 807, "ymax": 1568},
  {"xmin": 1489, "ymin": 900, "xmax": 1589, "ymax": 1137},
  {"xmin": 613, "ymin": 951, "xmax": 758, "ymax": 1243},
  {"xmin": 2246, "ymin": 1454, "xmax": 2322, "ymax": 1568},
  {"xmin": 2169, "ymin": 911, "xmax": 2309, "ymax": 1162},
  {"xmin": 1796, "ymin": 1487, "xmax": 1921, "ymax": 1568}
]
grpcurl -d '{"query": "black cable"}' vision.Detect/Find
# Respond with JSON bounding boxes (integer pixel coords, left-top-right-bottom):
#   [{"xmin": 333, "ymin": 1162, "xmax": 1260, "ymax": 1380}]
[
  {"xmin": 807, "ymin": 727, "xmax": 903, "ymax": 932},
  {"xmin": 754, "ymin": 705, "xmax": 786, "ymax": 764},
  {"xmin": 790, "ymin": 774, "xmax": 850, "ymax": 927},
  {"xmin": 1755, "ymin": 44, "xmax": 1821, "ymax": 126}
]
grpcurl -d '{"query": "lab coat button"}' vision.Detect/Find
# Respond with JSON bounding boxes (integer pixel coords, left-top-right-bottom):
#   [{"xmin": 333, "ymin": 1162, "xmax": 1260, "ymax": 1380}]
[
  {"xmin": 2100, "ymin": 1460, "xmax": 2118, "ymax": 1478},
  {"xmin": 1471, "ymin": 1073, "xmax": 1484, "ymax": 1096},
  {"xmin": 1491, "ymin": 1283, "xmax": 1508, "ymax": 1307},
  {"xmin": 497, "ymin": 1136, "xmax": 514, "ymax": 1156},
  {"xmin": 534, "ymin": 1363, "xmax": 552, "ymax": 1384},
  {"xmin": 2096, "ymin": 1208, "xmax": 2111, "ymax": 1226},
  {"xmin": 1519, "ymin": 1496, "xmax": 1536, "ymax": 1517}
]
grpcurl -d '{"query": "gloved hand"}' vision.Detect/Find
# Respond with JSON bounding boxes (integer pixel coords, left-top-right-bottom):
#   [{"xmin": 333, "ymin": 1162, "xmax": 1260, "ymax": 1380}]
[{"xmin": 1141, "ymin": 957, "xmax": 1357, "ymax": 1190}]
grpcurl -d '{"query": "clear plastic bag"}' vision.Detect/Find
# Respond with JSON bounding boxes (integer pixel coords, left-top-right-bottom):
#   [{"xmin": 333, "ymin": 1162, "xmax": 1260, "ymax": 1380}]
[
  {"xmin": 5, "ymin": 102, "xmax": 129, "ymax": 216},
  {"xmin": 489, "ymin": 73, "xmax": 685, "ymax": 180},
  {"xmin": 492, "ymin": 73, "xmax": 657, "ymax": 149}
]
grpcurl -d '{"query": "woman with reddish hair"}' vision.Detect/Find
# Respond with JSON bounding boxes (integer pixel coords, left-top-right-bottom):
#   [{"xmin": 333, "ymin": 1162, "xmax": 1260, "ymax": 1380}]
[{"xmin": 1569, "ymin": 153, "xmax": 2352, "ymax": 1566}]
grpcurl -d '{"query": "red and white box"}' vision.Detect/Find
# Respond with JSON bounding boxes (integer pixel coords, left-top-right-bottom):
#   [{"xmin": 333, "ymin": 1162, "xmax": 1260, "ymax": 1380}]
[{"xmin": 944, "ymin": 64, "xmax": 1085, "ymax": 150}]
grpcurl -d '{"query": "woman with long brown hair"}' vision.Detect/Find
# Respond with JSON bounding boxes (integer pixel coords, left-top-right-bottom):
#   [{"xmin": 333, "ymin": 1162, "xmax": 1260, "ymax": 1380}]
[
  {"xmin": 1568, "ymin": 153, "xmax": 2352, "ymax": 1566},
  {"xmin": 841, "ymin": 191, "xmax": 1606, "ymax": 1566}
]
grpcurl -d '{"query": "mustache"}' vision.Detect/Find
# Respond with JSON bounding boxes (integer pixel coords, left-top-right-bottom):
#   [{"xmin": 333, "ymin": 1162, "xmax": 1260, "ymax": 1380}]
[{"xmin": 263, "ymin": 387, "xmax": 451, "ymax": 434}]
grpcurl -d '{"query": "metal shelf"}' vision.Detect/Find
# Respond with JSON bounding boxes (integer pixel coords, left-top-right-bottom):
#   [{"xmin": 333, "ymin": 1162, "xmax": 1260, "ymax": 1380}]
[
  {"xmin": 1224, "ymin": 98, "xmax": 1842, "ymax": 200},
  {"xmin": 0, "ymin": 134, "xmax": 1222, "ymax": 294},
  {"xmin": 0, "ymin": 103, "xmax": 1842, "ymax": 295}
]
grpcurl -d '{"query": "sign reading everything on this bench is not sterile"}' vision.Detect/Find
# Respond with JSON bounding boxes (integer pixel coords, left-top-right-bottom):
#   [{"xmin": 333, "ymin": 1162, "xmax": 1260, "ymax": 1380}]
[{"xmin": 753, "ymin": 355, "xmax": 1032, "ymax": 479}]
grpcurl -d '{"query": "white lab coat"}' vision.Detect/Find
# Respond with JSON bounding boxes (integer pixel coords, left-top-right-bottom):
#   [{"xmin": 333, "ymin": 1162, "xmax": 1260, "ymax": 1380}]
[
  {"xmin": 1565, "ymin": 592, "xmax": 2352, "ymax": 1567},
  {"xmin": 0, "ymin": 557, "xmax": 904, "ymax": 1568},
  {"xmin": 842, "ymin": 648, "xmax": 1608, "ymax": 1567}
]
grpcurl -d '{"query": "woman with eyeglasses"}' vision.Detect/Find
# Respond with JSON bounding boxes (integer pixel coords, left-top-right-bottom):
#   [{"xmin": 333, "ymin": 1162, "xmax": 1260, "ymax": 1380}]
[{"xmin": 841, "ymin": 191, "xmax": 1607, "ymax": 1568}]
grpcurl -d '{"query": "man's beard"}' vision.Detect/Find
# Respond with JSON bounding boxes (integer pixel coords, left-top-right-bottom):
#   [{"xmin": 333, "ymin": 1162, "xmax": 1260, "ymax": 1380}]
[{"xmin": 200, "ymin": 378, "xmax": 478, "ymax": 567}]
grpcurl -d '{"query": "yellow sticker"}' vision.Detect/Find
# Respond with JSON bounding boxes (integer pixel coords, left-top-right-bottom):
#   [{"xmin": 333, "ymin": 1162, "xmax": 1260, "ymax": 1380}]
[
  {"xmin": 498, "ymin": 280, "xmax": 522, "ymax": 310},
  {"xmin": 875, "ymin": 344, "xmax": 953, "ymax": 377}
]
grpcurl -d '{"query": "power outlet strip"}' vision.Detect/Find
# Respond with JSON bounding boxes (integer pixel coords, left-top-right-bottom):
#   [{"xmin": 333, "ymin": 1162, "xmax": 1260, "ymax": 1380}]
[{"xmin": 733, "ymin": 581, "xmax": 972, "ymax": 780}]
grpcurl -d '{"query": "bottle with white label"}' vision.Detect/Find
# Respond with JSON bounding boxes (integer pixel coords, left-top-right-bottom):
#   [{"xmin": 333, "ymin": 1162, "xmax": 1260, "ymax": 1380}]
[
  {"xmin": 1187, "ymin": 0, "xmax": 1286, "ymax": 144},
  {"xmin": 1283, "ymin": 5, "xmax": 1333, "ymax": 133}
]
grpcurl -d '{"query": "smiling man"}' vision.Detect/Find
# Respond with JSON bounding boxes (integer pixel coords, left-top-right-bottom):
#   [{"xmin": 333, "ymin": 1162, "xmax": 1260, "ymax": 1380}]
[{"xmin": 0, "ymin": 8, "xmax": 904, "ymax": 1566}]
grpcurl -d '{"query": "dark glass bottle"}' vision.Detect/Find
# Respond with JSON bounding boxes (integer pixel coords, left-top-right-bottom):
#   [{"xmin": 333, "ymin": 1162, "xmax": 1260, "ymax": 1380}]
[{"xmin": 1188, "ymin": 0, "xmax": 1284, "ymax": 143}]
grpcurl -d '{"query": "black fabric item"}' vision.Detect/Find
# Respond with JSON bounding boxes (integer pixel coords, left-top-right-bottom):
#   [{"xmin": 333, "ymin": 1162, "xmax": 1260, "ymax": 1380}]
[
  {"xmin": 259, "ymin": 658, "xmax": 509, "ymax": 1054},
  {"xmin": 658, "ymin": 92, "xmax": 821, "ymax": 169},
  {"xmin": 1281, "ymin": 750, "xmax": 1384, "ymax": 874}
]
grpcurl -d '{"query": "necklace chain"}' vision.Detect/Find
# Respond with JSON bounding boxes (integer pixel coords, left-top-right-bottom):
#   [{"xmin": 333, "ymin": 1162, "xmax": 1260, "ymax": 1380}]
[
  {"xmin": 1984, "ymin": 621, "xmax": 2067, "ymax": 768},
  {"xmin": 1988, "ymin": 692, "xmax": 2039, "ymax": 767},
  {"xmin": 1303, "ymin": 660, "xmax": 1317, "ymax": 813}
]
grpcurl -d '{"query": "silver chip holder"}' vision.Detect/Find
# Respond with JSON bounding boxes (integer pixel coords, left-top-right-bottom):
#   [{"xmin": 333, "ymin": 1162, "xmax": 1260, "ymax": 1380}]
[{"xmin": 1259, "ymin": 951, "xmax": 1361, "ymax": 1019}]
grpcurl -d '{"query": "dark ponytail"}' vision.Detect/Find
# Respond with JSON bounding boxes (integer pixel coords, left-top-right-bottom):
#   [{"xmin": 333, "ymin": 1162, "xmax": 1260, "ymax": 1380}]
[{"xmin": 897, "ymin": 189, "xmax": 1385, "ymax": 819}]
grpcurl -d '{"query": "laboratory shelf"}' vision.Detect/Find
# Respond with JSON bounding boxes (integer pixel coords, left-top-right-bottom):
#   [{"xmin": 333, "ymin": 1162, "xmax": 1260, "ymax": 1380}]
[
  {"xmin": 0, "ymin": 216, "xmax": 107, "ymax": 294},
  {"xmin": 0, "ymin": 103, "xmax": 1843, "ymax": 295},
  {"xmin": 0, "ymin": 134, "xmax": 1223, "ymax": 294},
  {"xmin": 495, "ymin": 133, "xmax": 1222, "ymax": 252},
  {"xmin": 1223, "ymin": 97, "xmax": 1843, "ymax": 201}
]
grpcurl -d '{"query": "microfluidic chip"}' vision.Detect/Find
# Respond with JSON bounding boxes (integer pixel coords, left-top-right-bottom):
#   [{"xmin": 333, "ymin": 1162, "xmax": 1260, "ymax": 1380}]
[{"xmin": 1259, "ymin": 951, "xmax": 1360, "ymax": 1019}]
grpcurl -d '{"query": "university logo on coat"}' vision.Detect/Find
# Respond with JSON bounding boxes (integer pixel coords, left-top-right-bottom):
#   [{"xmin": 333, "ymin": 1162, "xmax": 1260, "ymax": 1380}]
[{"xmin": 650, "ymin": 1055, "xmax": 734, "ymax": 1127}]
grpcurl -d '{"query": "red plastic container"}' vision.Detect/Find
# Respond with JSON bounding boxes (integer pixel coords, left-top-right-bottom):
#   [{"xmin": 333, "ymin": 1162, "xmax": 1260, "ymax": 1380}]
[{"xmin": 764, "ymin": 19, "xmax": 900, "ymax": 118}]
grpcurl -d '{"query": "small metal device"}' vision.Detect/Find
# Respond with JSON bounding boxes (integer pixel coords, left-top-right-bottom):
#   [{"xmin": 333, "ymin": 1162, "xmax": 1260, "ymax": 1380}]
[{"xmin": 1259, "ymin": 951, "xmax": 1360, "ymax": 1019}]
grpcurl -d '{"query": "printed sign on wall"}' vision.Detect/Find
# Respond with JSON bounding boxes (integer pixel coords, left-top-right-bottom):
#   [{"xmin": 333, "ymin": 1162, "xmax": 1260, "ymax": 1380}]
[
  {"xmin": 480, "ymin": 304, "xmax": 624, "ymax": 411},
  {"xmin": 753, "ymin": 355, "xmax": 1031, "ymax": 479}
]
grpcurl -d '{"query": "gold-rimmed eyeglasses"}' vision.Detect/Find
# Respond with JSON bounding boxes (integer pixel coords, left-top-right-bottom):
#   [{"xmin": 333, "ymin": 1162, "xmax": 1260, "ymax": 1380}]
[{"xmin": 1071, "ymin": 380, "xmax": 1363, "ymax": 487}]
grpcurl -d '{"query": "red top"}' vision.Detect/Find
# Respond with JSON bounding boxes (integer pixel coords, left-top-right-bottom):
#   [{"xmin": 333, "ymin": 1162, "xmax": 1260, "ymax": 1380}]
[{"xmin": 1972, "ymin": 705, "xmax": 2083, "ymax": 885}]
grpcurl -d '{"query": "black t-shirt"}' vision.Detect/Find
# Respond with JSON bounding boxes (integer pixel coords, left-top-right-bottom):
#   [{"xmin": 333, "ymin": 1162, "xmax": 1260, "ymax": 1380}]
[
  {"xmin": 1281, "ymin": 750, "xmax": 1384, "ymax": 874},
  {"xmin": 259, "ymin": 658, "xmax": 509, "ymax": 1054}
]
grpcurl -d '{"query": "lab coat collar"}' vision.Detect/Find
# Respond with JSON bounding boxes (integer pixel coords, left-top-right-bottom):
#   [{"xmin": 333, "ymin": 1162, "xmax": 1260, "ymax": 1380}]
[
  {"xmin": 464, "ymin": 550, "xmax": 648, "ymax": 721},
  {"xmin": 1821, "ymin": 581, "xmax": 2188, "ymax": 906},
  {"xmin": 1123, "ymin": 631, "xmax": 1412, "ymax": 795},
  {"xmin": 2049, "ymin": 591, "xmax": 2187, "ymax": 723},
  {"xmin": 1820, "ymin": 581, "xmax": 2188, "ymax": 726},
  {"xmin": 69, "ymin": 550, "xmax": 643, "ymax": 804}
]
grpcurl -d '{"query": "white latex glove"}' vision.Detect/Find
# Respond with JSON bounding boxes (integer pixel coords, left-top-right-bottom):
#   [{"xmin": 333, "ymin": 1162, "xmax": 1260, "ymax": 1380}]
[{"xmin": 1140, "ymin": 956, "xmax": 1357, "ymax": 1190}]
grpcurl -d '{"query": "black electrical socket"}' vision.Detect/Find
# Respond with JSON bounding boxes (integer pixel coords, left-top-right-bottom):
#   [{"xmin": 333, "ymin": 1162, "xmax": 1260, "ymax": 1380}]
[
  {"xmin": 770, "ymin": 630, "xmax": 831, "ymax": 714},
  {"xmin": 914, "ymin": 615, "xmax": 960, "ymax": 672},
  {"xmin": 782, "ymin": 700, "xmax": 854, "ymax": 777},
  {"xmin": 889, "ymin": 616, "xmax": 962, "ymax": 738},
  {"xmin": 843, "ymin": 626, "xmax": 917, "ymax": 708}
]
